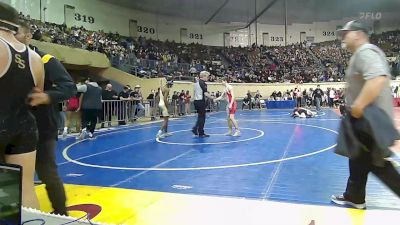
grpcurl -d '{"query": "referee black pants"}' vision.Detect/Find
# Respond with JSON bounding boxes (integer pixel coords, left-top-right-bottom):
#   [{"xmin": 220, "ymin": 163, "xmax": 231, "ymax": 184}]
[
  {"xmin": 193, "ymin": 100, "xmax": 206, "ymax": 135},
  {"xmin": 36, "ymin": 138, "xmax": 68, "ymax": 215}
]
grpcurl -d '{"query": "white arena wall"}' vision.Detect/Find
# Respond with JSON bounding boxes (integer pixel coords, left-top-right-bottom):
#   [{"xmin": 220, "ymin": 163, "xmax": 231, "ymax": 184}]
[{"xmin": 2, "ymin": 0, "xmax": 399, "ymax": 47}]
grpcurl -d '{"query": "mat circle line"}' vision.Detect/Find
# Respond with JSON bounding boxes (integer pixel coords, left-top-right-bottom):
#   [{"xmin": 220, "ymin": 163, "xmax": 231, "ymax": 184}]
[{"xmin": 62, "ymin": 121, "xmax": 338, "ymax": 171}]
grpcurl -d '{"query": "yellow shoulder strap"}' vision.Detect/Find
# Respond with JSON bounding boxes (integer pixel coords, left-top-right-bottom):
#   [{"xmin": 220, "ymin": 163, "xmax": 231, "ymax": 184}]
[{"xmin": 41, "ymin": 54, "xmax": 54, "ymax": 64}]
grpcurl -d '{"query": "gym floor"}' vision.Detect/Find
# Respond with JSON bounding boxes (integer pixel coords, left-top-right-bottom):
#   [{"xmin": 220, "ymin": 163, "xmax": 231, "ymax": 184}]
[{"xmin": 36, "ymin": 108, "xmax": 400, "ymax": 225}]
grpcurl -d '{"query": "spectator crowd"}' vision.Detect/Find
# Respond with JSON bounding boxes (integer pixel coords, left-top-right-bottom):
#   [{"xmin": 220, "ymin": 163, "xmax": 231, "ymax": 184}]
[{"xmin": 19, "ymin": 13, "xmax": 400, "ymax": 84}]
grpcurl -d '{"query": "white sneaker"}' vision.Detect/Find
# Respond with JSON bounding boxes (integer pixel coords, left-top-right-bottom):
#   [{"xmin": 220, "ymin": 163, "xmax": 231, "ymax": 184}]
[
  {"xmin": 62, "ymin": 130, "xmax": 68, "ymax": 140},
  {"xmin": 77, "ymin": 129, "xmax": 87, "ymax": 140},
  {"xmin": 233, "ymin": 130, "xmax": 241, "ymax": 137},
  {"xmin": 88, "ymin": 132, "xmax": 94, "ymax": 139}
]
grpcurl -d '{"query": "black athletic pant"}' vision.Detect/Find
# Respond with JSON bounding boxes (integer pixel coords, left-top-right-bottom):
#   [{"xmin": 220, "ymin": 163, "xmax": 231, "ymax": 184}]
[
  {"xmin": 36, "ymin": 138, "xmax": 67, "ymax": 215},
  {"xmin": 344, "ymin": 117, "xmax": 400, "ymax": 204},
  {"xmin": 329, "ymin": 97, "xmax": 334, "ymax": 107},
  {"xmin": 82, "ymin": 109, "xmax": 99, "ymax": 133},
  {"xmin": 296, "ymin": 97, "xmax": 302, "ymax": 107},
  {"xmin": 193, "ymin": 100, "xmax": 206, "ymax": 135}
]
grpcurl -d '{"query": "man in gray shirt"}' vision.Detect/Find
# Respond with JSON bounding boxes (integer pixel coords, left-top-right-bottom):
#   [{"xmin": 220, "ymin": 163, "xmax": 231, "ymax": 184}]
[
  {"xmin": 76, "ymin": 78, "xmax": 102, "ymax": 139},
  {"xmin": 331, "ymin": 20, "xmax": 400, "ymax": 209}
]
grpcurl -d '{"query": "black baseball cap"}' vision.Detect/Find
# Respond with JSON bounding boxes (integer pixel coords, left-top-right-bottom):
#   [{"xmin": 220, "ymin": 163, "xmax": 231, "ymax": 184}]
[
  {"xmin": 337, "ymin": 20, "xmax": 371, "ymax": 36},
  {"xmin": 0, "ymin": 2, "xmax": 20, "ymax": 33}
]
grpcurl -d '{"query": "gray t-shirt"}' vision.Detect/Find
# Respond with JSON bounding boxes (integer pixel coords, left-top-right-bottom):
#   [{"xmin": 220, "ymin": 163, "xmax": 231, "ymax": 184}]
[{"xmin": 345, "ymin": 43, "xmax": 393, "ymax": 119}]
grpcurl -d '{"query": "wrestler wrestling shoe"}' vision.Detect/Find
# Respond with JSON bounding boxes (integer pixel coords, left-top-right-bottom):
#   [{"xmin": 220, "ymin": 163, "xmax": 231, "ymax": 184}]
[
  {"xmin": 233, "ymin": 130, "xmax": 241, "ymax": 137},
  {"xmin": 225, "ymin": 130, "xmax": 233, "ymax": 136},
  {"xmin": 156, "ymin": 130, "xmax": 163, "ymax": 139},
  {"xmin": 163, "ymin": 132, "xmax": 173, "ymax": 137}
]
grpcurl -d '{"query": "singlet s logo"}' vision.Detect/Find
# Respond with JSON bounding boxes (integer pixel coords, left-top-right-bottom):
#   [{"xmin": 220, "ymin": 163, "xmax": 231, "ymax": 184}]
[{"xmin": 14, "ymin": 54, "xmax": 26, "ymax": 69}]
